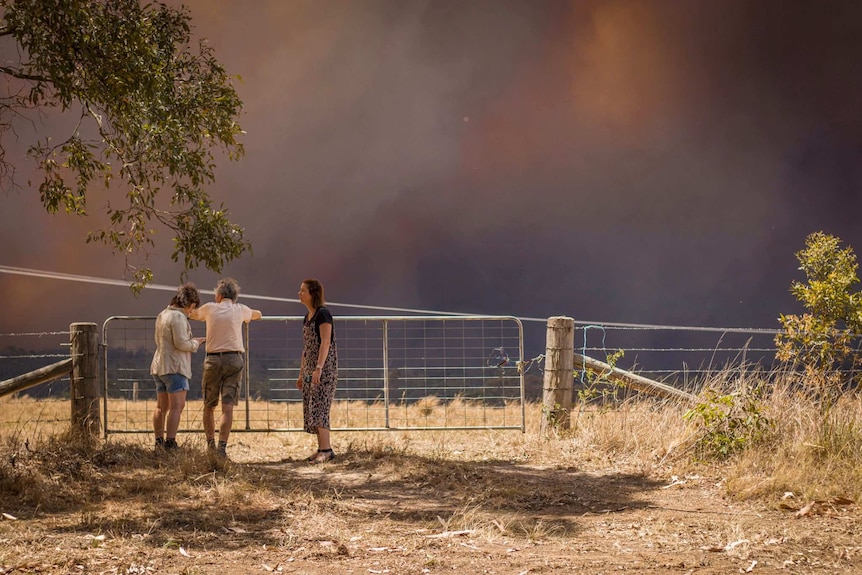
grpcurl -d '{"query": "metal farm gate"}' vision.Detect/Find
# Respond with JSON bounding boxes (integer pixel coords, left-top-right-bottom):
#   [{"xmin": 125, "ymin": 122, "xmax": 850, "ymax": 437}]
[{"xmin": 101, "ymin": 315, "xmax": 525, "ymax": 436}]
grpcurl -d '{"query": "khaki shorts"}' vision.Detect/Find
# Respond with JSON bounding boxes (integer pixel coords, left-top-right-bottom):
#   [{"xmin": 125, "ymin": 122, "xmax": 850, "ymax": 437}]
[{"xmin": 202, "ymin": 353, "xmax": 244, "ymax": 407}]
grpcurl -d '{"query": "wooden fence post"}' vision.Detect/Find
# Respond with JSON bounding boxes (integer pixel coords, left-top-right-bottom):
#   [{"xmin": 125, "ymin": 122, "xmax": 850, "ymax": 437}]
[
  {"xmin": 70, "ymin": 322, "xmax": 100, "ymax": 436},
  {"xmin": 541, "ymin": 316, "xmax": 574, "ymax": 434}
]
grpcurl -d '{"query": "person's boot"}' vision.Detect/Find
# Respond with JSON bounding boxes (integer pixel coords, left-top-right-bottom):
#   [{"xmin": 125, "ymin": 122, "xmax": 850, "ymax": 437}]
[
  {"xmin": 217, "ymin": 440, "xmax": 228, "ymax": 459},
  {"xmin": 164, "ymin": 438, "xmax": 178, "ymax": 451},
  {"xmin": 207, "ymin": 437, "xmax": 216, "ymax": 451},
  {"xmin": 155, "ymin": 437, "xmax": 165, "ymax": 450}
]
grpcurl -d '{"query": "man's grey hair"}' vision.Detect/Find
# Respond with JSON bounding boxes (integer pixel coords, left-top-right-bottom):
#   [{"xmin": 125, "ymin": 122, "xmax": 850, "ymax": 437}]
[{"xmin": 215, "ymin": 278, "xmax": 240, "ymax": 301}]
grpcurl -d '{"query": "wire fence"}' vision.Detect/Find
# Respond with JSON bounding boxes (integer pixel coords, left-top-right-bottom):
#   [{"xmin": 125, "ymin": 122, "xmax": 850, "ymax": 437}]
[
  {"xmin": 570, "ymin": 322, "xmax": 783, "ymax": 392},
  {"xmin": 0, "ymin": 317, "xmax": 818, "ymax": 433},
  {"xmin": 0, "ymin": 329, "xmax": 71, "ymax": 433},
  {"xmin": 100, "ymin": 315, "xmax": 527, "ymax": 435}
]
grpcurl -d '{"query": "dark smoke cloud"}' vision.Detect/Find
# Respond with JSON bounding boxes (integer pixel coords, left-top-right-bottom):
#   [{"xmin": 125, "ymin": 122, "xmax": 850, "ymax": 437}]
[{"xmin": 3, "ymin": 0, "xmax": 862, "ymax": 337}]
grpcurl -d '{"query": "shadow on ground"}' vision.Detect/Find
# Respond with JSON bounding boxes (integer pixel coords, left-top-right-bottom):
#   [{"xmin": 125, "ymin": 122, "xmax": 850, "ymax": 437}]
[{"xmin": 1, "ymin": 444, "xmax": 665, "ymax": 549}]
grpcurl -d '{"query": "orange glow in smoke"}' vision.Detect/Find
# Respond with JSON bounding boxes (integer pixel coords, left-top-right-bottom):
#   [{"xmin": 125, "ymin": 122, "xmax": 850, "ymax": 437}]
[{"xmin": 459, "ymin": 1, "xmax": 678, "ymax": 185}]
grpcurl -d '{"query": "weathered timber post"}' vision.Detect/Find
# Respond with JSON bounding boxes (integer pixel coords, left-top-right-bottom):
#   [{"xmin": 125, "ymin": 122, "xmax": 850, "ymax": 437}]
[
  {"xmin": 572, "ymin": 352, "xmax": 697, "ymax": 403},
  {"xmin": 0, "ymin": 358, "xmax": 72, "ymax": 398},
  {"xmin": 541, "ymin": 316, "xmax": 575, "ymax": 434},
  {"xmin": 70, "ymin": 322, "xmax": 100, "ymax": 435}
]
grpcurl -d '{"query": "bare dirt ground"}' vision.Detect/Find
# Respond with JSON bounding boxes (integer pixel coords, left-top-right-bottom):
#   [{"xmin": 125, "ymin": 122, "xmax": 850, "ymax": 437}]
[{"xmin": 1, "ymin": 431, "xmax": 860, "ymax": 574}]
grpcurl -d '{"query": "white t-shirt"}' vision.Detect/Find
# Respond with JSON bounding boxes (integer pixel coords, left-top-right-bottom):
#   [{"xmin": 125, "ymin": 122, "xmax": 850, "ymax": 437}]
[{"xmin": 193, "ymin": 300, "xmax": 255, "ymax": 353}]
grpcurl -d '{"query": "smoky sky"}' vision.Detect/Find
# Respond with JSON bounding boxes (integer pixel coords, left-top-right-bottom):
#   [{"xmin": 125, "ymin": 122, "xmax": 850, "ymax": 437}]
[{"xmin": 2, "ymin": 0, "xmax": 862, "ymax": 338}]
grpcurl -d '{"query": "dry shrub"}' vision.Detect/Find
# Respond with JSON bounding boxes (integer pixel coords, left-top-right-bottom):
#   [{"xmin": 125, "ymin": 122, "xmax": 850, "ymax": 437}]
[
  {"xmin": 415, "ymin": 395, "xmax": 440, "ymax": 418},
  {"xmin": 0, "ymin": 428, "xmax": 108, "ymax": 511},
  {"xmin": 555, "ymin": 363, "xmax": 862, "ymax": 502},
  {"xmin": 681, "ymin": 365, "xmax": 773, "ymax": 462},
  {"xmin": 567, "ymin": 400, "xmax": 690, "ymax": 470},
  {"xmin": 724, "ymin": 376, "xmax": 862, "ymax": 502},
  {"xmin": 0, "ymin": 429, "xmax": 285, "ymax": 519}
]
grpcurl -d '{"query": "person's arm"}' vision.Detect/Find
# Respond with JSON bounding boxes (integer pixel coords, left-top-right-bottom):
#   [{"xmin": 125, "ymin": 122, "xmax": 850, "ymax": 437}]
[
  {"xmin": 296, "ymin": 348, "xmax": 305, "ymax": 390},
  {"xmin": 154, "ymin": 313, "xmax": 162, "ymax": 348},
  {"xmin": 242, "ymin": 304, "xmax": 262, "ymax": 322},
  {"xmin": 171, "ymin": 314, "xmax": 200, "ymax": 353},
  {"xmin": 312, "ymin": 322, "xmax": 332, "ymax": 385},
  {"xmin": 188, "ymin": 304, "xmax": 204, "ymax": 322}
]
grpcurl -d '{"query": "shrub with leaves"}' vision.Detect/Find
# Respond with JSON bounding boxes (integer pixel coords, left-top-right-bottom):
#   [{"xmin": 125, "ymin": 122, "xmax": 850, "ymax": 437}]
[
  {"xmin": 576, "ymin": 349, "xmax": 626, "ymax": 407},
  {"xmin": 776, "ymin": 232, "xmax": 862, "ymax": 395},
  {"xmin": 683, "ymin": 388, "xmax": 771, "ymax": 461}
]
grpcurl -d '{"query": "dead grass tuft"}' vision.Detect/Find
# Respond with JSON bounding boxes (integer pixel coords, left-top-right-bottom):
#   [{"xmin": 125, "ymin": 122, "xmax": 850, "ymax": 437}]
[{"xmin": 724, "ymin": 382, "xmax": 862, "ymax": 502}]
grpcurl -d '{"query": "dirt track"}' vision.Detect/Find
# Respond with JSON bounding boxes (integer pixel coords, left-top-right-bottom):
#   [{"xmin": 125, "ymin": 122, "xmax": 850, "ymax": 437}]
[{"xmin": 1, "ymin": 442, "xmax": 860, "ymax": 574}]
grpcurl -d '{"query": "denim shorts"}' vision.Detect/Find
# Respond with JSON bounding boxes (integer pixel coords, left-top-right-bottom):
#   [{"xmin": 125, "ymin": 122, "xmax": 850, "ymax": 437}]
[{"xmin": 153, "ymin": 373, "xmax": 190, "ymax": 394}]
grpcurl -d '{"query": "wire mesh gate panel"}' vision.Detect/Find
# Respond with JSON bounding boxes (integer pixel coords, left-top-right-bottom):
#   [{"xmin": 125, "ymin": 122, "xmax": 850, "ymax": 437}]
[{"xmin": 102, "ymin": 315, "xmax": 525, "ymax": 435}]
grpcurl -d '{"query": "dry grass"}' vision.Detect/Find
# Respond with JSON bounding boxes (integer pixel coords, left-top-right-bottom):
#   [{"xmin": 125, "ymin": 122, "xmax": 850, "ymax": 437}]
[
  {"xmin": 725, "ymin": 382, "xmax": 862, "ymax": 502},
  {"xmin": 0, "ymin": 396, "xmax": 526, "ymax": 437},
  {"xmin": 3, "ymin": 380, "xmax": 862, "ymax": 501},
  {"xmin": 1, "ymin": 375, "xmax": 861, "ymax": 573}
]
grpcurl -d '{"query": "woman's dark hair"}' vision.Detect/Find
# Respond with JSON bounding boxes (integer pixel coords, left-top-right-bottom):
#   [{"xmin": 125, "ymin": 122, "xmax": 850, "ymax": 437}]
[
  {"xmin": 175, "ymin": 283, "xmax": 201, "ymax": 309},
  {"xmin": 303, "ymin": 278, "xmax": 325, "ymax": 309}
]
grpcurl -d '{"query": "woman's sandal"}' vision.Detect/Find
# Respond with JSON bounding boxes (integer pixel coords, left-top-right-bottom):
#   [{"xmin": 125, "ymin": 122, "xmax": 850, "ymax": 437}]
[
  {"xmin": 306, "ymin": 449, "xmax": 322, "ymax": 462},
  {"xmin": 310, "ymin": 448, "xmax": 335, "ymax": 464}
]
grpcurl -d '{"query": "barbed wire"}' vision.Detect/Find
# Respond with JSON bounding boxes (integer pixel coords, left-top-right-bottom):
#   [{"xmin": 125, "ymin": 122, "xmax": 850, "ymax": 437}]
[
  {"xmin": 0, "ymin": 354, "xmax": 67, "ymax": 359},
  {"xmin": 0, "ymin": 331, "xmax": 69, "ymax": 337},
  {"xmin": 575, "ymin": 322, "xmax": 782, "ymax": 334},
  {"xmin": 582, "ymin": 347, "xmax": 777, "ymax": 353},
  {"xmin": 581, "ymin": 325, "xmax": 612, "ymax": 383}
]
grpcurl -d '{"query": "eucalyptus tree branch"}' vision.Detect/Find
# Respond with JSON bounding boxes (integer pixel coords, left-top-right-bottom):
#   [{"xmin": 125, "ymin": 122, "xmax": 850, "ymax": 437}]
[
  {"xmin": 0, "ymin": 0, "xmax": 248, "ymax": 289},
  {"xmin": 0, "ymin": 65, "xmax": 46, "ymax": 82}
]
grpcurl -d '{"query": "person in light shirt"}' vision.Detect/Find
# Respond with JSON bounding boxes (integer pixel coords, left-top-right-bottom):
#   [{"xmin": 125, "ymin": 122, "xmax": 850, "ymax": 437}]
[
  {"xmin": 150, "ymin": 283, "xmax": 205, "ymax": 451},
  {"xmin": 190, "ymin": 278, "xmax": 262, "ymax": 458}
]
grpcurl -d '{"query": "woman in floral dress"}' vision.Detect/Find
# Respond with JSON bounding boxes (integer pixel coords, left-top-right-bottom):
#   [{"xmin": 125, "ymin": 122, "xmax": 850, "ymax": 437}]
[{"xmin": 296, "ymin": 278, "xmax": 338, "ymax": 463}]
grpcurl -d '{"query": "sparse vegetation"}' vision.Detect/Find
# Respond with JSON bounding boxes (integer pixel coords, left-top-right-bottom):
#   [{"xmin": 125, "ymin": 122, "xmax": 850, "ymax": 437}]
[
  {"xmin": 683, "ymin": 384, "xmax": 771, "ymax": 461},
  {"xmin": 575, "ymin": 349, "xmax": 626, "ymax": 407},
  {"xmin": 1, "ymin": 383, "xmax": 861, "ymax": 573}
]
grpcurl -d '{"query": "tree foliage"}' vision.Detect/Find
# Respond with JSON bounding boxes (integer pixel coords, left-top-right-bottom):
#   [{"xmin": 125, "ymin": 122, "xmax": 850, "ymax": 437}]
[
  {"xmin": 0, "ymin": 0, "xmax": 250, "ymax": 290},
  {"xmin": 776, "ymin": 232, "xmax": 862, "ymax": 394}
]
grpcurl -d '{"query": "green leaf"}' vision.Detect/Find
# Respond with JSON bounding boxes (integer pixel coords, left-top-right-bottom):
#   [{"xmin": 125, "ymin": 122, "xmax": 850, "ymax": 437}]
[{"xmin": 0, "ymin": 0, "xmax": 249, "ymax": 288}]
